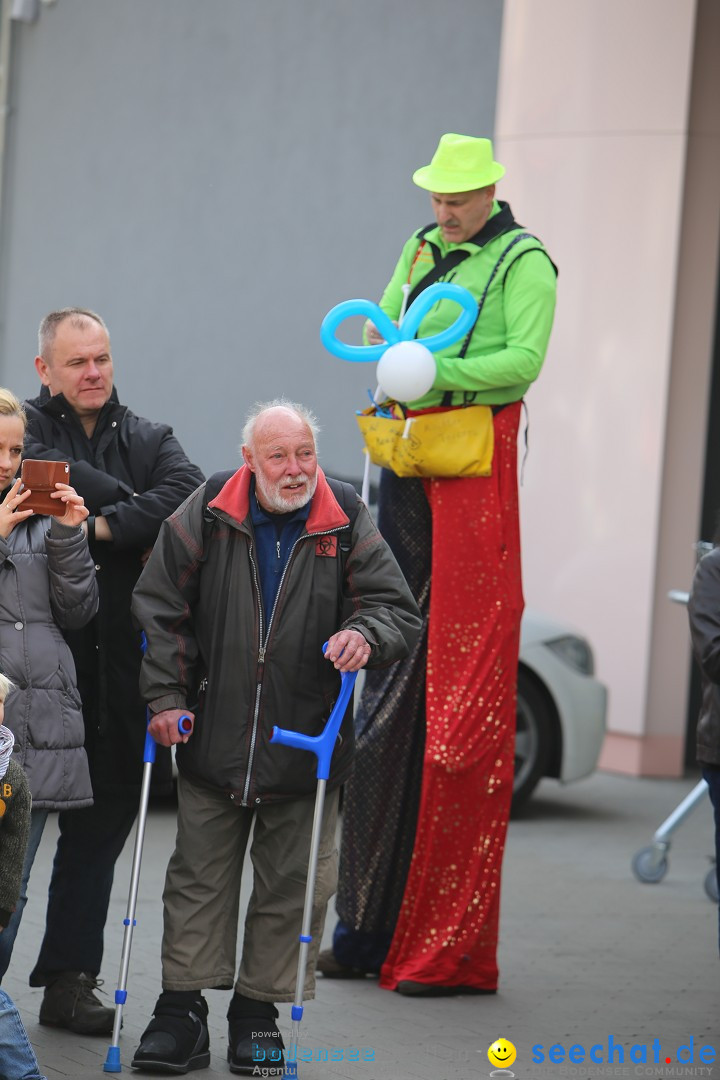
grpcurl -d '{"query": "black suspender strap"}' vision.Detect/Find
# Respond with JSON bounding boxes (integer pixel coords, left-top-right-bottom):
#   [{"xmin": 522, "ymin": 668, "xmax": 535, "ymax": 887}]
[
  {"xmin": 403, "ymin": 223, "xmax": 557, "ymax": 408},
  {"xmin": 403, "ymin": 224, "xmax": 471, "ymax": 309},
  {"xmin": 439, "ymin": 232, "xmax": 545, "ymax": 407},
  {"xmin": 456, "ymin": 232, "xmax": 534, "ymax": 360},
  {"xmin": 405, "ymin": 249, "xmax": 472, "ymax": 309}
]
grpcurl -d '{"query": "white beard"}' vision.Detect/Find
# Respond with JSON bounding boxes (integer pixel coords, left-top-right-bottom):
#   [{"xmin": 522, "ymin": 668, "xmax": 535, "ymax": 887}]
[{"xmin": 255, "ymin": 471, "xmax": 317, "ymax": 513}]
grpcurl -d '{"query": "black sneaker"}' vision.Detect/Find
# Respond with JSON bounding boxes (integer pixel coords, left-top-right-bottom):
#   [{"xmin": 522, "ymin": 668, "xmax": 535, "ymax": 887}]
[
  {"xmin": 227, "ymin": 994, "xmax": 284, "ymax": 1076},
  {"xmin": 131, "ymin": 991, "xmax": 210, "ymax": 1074},
  {"xmin": 39, "ymin": 971, "xmax": 115, "ymax": 1035}
]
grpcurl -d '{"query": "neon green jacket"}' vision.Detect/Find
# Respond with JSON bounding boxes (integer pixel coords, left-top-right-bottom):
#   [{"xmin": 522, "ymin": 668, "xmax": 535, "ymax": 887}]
[{"xmin": 375, "ymin": 201, "xmax": 557, "ymax": 409}]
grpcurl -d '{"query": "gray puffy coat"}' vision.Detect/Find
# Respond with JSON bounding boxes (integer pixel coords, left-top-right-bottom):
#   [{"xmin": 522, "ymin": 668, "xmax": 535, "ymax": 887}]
[{"xmin": 0, "ymin": 515, "xmax": 98, "ymax": 809}]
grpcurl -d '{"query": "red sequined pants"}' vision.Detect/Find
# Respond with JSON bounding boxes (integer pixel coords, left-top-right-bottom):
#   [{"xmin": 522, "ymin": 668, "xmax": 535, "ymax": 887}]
[{"xmin": 380, "ymin": 402, "xmax": 523, "ymax": 991}]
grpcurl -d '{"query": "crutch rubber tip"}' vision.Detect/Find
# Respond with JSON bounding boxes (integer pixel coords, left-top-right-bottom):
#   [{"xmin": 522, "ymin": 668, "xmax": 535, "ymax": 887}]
[{"xmin": 103, "ymin": 1046, "xmax": 122, "ymax": 1072}]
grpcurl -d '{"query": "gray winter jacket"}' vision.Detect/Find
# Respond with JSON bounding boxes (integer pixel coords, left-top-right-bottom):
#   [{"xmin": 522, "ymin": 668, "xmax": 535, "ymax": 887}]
[{"xmin": 0, "ymin": 515, "xmax": 98, "ymax": 809}]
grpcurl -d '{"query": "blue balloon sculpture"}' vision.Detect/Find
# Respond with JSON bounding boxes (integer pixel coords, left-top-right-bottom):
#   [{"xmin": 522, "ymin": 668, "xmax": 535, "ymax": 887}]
[{"xmin": 320, "ymin": 281, "xmax": 478, "ymax": 362}]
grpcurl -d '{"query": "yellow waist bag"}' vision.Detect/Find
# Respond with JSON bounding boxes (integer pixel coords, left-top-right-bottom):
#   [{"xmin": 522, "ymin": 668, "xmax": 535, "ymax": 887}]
[{"xmin": 356, "ymin": 403, "xmax": 494, "ymax": 479}]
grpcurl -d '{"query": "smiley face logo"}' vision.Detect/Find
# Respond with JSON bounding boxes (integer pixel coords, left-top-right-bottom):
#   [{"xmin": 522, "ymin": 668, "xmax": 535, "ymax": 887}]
[{"xmin": 488, "ymin": 1038, "xmax": 517, "ymax": 1070}]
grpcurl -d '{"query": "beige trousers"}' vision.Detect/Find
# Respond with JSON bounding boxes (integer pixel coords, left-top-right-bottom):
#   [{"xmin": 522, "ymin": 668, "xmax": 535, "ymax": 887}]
[{"xmin": 161, "ymin": 773, "xmax": 339, "ymax": 1002}]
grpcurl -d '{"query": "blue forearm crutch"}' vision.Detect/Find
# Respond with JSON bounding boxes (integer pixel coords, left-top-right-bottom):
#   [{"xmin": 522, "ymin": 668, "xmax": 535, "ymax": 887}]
[
  {"xmin": 269, "ymin": 651, "xmax": 357, "ymax": 1077},
  {"xmin": 103, "ymin": 637, "xmax": 193, "ymax": 1074}
]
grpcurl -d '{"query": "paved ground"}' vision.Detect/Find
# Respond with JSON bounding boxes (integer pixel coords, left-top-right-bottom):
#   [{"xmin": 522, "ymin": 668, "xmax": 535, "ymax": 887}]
[{"xmin": 3, "ymin": 770, "xmax": 718, "ymax": 1080}]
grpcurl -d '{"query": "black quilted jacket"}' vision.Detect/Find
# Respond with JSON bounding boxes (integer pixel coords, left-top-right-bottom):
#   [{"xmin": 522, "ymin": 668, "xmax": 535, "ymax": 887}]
[
  {"xmin": 23, "ymin": 387, "xmax": 205, "ymax": 795},
  {"xmin": 688, "ymin": 546, "xmax": 720, "ymax": 766}
]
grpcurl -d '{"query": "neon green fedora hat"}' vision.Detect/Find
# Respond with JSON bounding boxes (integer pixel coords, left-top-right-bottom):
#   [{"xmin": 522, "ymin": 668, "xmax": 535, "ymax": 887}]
[{"xmin": 412, "ymin": 133, "xmax": 505, "ymax": 193}]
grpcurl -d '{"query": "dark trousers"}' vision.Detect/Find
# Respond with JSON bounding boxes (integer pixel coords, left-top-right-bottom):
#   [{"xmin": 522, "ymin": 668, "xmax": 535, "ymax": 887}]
[
  {"xmin": 29, "ymin": 798, "xmax": 137, "ymax": 986},
  {"xmin": 702, "ymin": 765, "xmax": 720, "ymax": 955},
  {"xmin": 0, "ymin": 810, "xmax": 49, "ymax": 981}
]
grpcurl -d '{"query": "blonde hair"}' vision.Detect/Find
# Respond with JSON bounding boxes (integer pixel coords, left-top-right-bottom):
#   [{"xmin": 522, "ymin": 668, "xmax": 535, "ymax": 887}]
[
  {"xmin": 0, "ymin": 671, "xmax": 14, "ymax": 703},
  {"xmin": 0, "ymin": 388, "xmax": 27, "ymax": 432}
]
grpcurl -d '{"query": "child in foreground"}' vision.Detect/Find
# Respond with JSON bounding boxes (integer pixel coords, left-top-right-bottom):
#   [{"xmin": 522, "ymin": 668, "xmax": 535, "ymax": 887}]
[{"xmin": 0, "ymin": 671, "xmax": 47, "ymax": 1080}]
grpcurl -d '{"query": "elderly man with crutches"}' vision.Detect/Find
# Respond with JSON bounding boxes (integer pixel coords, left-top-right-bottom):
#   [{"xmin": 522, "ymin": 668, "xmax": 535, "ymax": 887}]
[{"xmin": 129, "ymin": 400, "xmax": 420, "ymax": 1075}]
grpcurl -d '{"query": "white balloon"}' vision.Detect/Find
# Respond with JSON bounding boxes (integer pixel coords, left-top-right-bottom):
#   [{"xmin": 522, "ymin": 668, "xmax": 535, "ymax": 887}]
[{"xmin": 376, "ymin": 341, "xmax": 436, "ymax": 402}]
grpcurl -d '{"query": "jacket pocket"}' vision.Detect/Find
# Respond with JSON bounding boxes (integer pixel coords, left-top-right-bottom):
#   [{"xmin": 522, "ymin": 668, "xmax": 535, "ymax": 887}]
[{"xmin": 56, "ymin": 663, "xmax": 83, "ymax": 709}]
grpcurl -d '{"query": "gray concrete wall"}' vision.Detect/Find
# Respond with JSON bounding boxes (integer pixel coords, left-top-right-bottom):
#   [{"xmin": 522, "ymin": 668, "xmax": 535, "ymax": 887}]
[{"xmin": 0, "ymin": 0, "xmax": 502, "ymax": 480}]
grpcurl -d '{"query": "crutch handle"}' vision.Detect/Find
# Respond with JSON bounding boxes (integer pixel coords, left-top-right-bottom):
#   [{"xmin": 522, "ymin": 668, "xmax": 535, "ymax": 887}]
[
  {"xmin": 177, "ymin": 714, "xmax": 194, "ymax": 735},
  {"xmin": 143, "ymin": 714, "xmax": 193, "ymax": 764},
  {"xmin": 270, "ymin": 646, "xmax": 357, "ymax": 780}
]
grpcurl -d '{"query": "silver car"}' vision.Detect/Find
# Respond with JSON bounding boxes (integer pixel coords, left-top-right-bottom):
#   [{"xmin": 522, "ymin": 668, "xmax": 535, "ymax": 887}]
[{"xmin": 514, "ymin": 608, "xmax": 607, "ymax": 806}]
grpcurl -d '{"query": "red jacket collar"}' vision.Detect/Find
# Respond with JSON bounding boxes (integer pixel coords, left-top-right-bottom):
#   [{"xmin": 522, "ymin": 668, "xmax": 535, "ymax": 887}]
[{"xmin": 208, "ymin": 465, "xmax": 350, "ymax": 533}]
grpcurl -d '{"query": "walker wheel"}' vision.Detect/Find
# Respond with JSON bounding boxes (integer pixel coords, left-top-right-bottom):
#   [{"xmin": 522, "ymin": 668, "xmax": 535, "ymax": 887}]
[
  {"xmin": 631, "ymin": 846, "xmax": 668, "ymax": 883},
  {"xmin": 704, "ymin": 865, "xmax": 719, "ymax": 903}
]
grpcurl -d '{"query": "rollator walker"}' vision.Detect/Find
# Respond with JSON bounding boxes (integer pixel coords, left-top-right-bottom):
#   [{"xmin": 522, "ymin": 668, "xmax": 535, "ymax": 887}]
[{"xmin": 631, "ymin": 562, "xmax": 718, "ymax": 904}]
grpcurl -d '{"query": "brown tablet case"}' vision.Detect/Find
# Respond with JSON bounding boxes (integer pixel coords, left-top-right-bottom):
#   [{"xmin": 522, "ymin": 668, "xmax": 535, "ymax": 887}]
[{"xmin": 19, "ymin": 459, "xmax": 70, "ymax": 516}]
